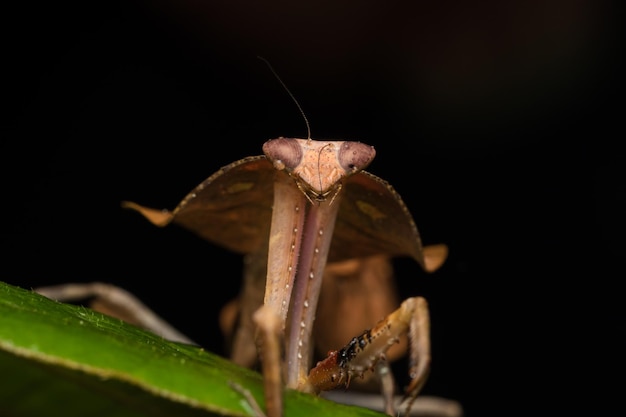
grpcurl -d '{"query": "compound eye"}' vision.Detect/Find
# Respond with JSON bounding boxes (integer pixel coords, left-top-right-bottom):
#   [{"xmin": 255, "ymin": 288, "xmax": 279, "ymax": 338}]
[
  {"xmin": 263, "ymin": 138, "xmax": 303, "ymax": 171},
  {"xmin": 338, "ymin": 141, "xmax": 375, "ymax": 172}
]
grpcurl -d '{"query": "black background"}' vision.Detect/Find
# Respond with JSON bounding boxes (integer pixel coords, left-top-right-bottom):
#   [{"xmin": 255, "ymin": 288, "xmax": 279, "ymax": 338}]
[{"xmin": 2, "ymin": 1, "xmax": 622, "ymax": 416}]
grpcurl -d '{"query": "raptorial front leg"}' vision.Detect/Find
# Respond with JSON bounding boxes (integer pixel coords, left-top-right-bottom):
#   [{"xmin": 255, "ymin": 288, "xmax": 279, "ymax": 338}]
[
  {"xmin": 306, "ymin": 296, "xmax": 431, "ymax": 417},
  {"xmin": 367, "ymin": 296, "xmax": 432, "ymax": 416}
]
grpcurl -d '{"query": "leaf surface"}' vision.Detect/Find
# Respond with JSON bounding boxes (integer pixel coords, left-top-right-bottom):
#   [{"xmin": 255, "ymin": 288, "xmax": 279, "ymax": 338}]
[{"xmin": 0, "ymin": 281, "xmax": 384, "ymax": 417}]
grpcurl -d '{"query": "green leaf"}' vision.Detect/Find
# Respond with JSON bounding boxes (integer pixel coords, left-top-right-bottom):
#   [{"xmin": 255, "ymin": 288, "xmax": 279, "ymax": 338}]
[{"xmin": 0, "ymin": 281, "xmax": 384, "ymax": 417}]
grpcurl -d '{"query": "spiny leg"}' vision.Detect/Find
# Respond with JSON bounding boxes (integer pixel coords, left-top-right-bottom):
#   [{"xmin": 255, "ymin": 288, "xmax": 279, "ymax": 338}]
[
  {"xmin": 287, "ymin": 197, "xmax": 342, "ymax": 389},
  {"xmin": 368, "ymin": 296, "xmax": 431, "ymax": 416},
  {"xmin": 402, "ymin": 297, "xmax": 431, "ymax": 416},
  {"xmin": 34, "ymin": 282, "xmax": 194, "ymax": 344},
  {"xmin": 253, "ymin": 305, "xmax": 284, "ymax": 417},
  {"xmin": 224, "ymin": 248, "xmax": 269, "ymax": 368},
  {"xmin": 375, "ymin": 356, "xmax": 397, "ymax": 416},
  {"xmin": 307, "ymin": 296, "xmax": 431, "ymax": 417}
]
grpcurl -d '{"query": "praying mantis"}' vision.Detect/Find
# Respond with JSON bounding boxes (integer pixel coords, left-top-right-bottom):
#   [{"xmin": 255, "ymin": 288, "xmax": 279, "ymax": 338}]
[{"xmin": 118, "ymin": 137, "xmax": 449, "ymax": 416}]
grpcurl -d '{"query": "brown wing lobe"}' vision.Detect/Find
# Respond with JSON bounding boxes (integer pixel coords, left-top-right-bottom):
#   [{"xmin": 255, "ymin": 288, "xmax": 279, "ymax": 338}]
[
  {"xmin": 124, "ymin": 156, "xmax": 274, "ymax": 254},
  {"xmin": 124, "ymin": 157, "xmax": 427, "ymax": 267},
  {"xmin": 329, "ymin": 171, "xmax": 426, "ymax": 268}
]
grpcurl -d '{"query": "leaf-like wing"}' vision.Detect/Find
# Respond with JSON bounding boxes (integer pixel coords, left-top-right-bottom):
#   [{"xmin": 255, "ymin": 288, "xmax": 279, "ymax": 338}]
[
  {"xmin": 124, "ymin": 156, "xmax": 274, "ymax": 255},
  {"xmin": 124, "ymin": 156, "xmax": 426, "ymax": 269},
  {"xmin": 331, "ymin": 171, "xmax": 425, "ymax": 267}
]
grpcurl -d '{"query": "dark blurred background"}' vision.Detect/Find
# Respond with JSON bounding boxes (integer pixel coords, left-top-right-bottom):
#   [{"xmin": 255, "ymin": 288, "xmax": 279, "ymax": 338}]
[{"xmin": 1, "ymin": 1, "xmax": 622, "ymax": 416}]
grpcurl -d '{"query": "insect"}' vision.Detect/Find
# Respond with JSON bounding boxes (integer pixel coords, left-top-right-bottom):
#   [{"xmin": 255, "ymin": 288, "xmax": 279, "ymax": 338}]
[{"xmin": 121, "ymin": 136, "xmax": 448, "ymax": 416}]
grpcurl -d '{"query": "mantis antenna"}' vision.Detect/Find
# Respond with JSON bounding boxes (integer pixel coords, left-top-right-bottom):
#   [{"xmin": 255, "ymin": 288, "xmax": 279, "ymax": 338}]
[{"xmin": 257, "ymin": 56, "xmax": 311, "ymax": 141}]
